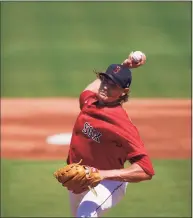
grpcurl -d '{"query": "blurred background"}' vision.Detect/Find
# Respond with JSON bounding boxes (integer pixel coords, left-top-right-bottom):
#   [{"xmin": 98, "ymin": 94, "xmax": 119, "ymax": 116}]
[
  {"xmin": 1, "ymin": 1, "xmax": 192, "ymax": 217},
  {"xmin": 1, "ymin": 1, "xmax": 191, "ymax": 98}
]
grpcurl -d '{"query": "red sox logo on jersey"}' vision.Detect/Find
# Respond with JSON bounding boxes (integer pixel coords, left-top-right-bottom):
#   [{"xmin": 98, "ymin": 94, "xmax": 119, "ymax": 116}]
[{"xmin": 82, "ymin": 122, "xmax": 102, "ymax": 143}]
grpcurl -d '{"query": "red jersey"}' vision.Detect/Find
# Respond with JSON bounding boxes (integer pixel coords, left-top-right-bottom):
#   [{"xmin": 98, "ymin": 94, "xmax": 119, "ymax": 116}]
[{"xmin": 67, "ymin": 90, "xmax": 154, "ymax": 176}]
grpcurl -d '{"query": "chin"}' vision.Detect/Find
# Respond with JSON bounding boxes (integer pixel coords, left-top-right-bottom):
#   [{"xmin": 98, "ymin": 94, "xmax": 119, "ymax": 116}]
[
  {"xmin": 96, "ymin": 92, "xmax": 107, "ymax": 101},
  {"xmin": 97, "ymin": 93, "xmax": 107, "ymax": 101},
  {"xmin": 97, "ymin": 93, "xmax": 114, "ymax": 103}
]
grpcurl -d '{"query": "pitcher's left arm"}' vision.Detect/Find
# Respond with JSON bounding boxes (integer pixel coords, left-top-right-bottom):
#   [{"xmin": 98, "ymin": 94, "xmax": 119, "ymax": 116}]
[{"xmin": 99, "ymin": 155, "xmax": 154, "ymax": 183}]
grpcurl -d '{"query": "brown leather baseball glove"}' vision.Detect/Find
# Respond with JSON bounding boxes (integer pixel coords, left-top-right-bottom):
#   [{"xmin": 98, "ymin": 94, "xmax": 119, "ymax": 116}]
[{"xmin": 53, "ymin": 160, "xmax": 102, "ymax": 195}]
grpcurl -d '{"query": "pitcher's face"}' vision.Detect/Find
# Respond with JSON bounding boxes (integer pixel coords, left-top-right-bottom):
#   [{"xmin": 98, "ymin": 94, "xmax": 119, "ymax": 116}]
[{"xmin": 97, "ymin": 75, "xmax": 125, "ymax": 103}]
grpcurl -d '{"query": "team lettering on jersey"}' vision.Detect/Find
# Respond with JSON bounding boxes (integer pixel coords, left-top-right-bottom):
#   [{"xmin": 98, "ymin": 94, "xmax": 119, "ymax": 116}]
[{"xmin": 82, "ymin": 122, "xmax": 102, "ymax": 143}]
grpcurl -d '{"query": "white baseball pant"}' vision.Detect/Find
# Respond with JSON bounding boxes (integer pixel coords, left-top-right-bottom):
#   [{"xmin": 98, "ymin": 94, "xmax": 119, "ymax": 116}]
[{"xmin": 68, "ymin": 180, "xmax": 128, "ymax": 217}]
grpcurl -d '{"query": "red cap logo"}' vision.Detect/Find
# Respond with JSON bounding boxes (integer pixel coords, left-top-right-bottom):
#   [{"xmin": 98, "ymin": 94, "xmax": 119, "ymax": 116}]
[{"xmin": 113, "ymin": 66, "xmax": 121, "ymax": 74}]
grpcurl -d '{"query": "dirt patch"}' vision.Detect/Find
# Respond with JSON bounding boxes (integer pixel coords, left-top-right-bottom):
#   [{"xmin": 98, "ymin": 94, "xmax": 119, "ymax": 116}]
[{"xmin": 1, "ymin": 98, "xmax": 191, "ymax": 160}]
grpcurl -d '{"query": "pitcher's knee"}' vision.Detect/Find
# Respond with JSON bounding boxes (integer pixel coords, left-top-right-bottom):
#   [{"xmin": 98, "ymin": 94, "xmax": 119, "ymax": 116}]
[
  {"xmin": 77, "ymin": 210, "xmax": 98, "ymax": 218},
  {"xmin": 77, "ymin": 201, "xmax": 99, "ymax": 217}
]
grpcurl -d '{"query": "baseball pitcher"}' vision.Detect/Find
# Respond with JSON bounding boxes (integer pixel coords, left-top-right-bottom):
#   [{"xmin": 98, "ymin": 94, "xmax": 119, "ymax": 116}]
[{"xmin": 54, "ymin": 51, "xmax": 155, "ymax": 217}]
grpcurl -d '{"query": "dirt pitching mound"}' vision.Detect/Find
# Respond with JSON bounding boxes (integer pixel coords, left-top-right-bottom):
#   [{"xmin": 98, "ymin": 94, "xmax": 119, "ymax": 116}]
[{"xmin": 1, "ymin": 98, "xmax": 191, "ymax": 160}]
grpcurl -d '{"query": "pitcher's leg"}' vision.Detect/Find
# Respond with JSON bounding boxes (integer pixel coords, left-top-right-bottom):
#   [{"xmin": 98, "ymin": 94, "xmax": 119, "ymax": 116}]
[
  {"xmin": 69, "ymin": 191, "xmax": 88, "ymax": 217},
  {"xmin": 77, "ymin": 180, "xmax": 128, "ymax": 217}
]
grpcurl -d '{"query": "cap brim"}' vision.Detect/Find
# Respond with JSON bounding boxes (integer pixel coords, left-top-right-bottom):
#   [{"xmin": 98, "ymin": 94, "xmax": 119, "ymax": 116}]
[{"xmin": 99, "ymin": 73, "xmax": 123, "ymax": 88}]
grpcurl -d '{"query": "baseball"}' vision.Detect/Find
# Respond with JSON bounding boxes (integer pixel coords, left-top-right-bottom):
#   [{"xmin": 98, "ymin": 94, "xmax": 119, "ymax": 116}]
[{"xmin": 130, "ymin": 51, "xmax": 145, "ymax": 64}]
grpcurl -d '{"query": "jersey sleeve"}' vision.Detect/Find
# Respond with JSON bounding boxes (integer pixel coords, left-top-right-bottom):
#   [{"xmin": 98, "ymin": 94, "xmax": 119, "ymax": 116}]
[
  {"xmin": 129, "ymin": 154, "xmax": 155, "ymax": 176},
  {"xmin": 79, "ymin": 90, "xmax": 96, "ymax": 110},
  {"xmin": 121, "ymin": 123, "xmax": 147, "ymax": 159},
  {"xmin": 120, "ymin": 122, "xmax": 155, "ymax": 176}
]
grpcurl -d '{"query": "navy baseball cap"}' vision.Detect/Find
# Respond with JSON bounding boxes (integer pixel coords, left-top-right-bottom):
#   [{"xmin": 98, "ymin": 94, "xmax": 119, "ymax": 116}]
[{"xmin": 99, "ymin": 64, "xmax": 132, "ymax": 88}]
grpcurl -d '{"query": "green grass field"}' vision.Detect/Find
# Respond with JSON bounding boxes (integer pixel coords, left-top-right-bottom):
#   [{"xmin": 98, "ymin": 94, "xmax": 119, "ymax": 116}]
[
  {"xmin": 1, "ymin": 1, "xmax": 191, "ymax": 98},
  {"xmin": 1, "ymin": 159, "xmax": 191, "ymax": 217}
]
